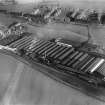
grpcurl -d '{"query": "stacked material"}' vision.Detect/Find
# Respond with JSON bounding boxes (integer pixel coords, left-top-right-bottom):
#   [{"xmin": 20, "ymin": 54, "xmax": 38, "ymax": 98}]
[{"xmin": 1, "ymin": 34, "xmax": 105, "ymax": 89}]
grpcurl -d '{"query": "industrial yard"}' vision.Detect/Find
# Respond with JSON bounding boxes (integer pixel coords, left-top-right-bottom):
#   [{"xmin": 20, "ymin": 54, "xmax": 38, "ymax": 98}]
[{"xmin": 0, "ymin": 1, "xmax": 105, "ymax": 105}]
